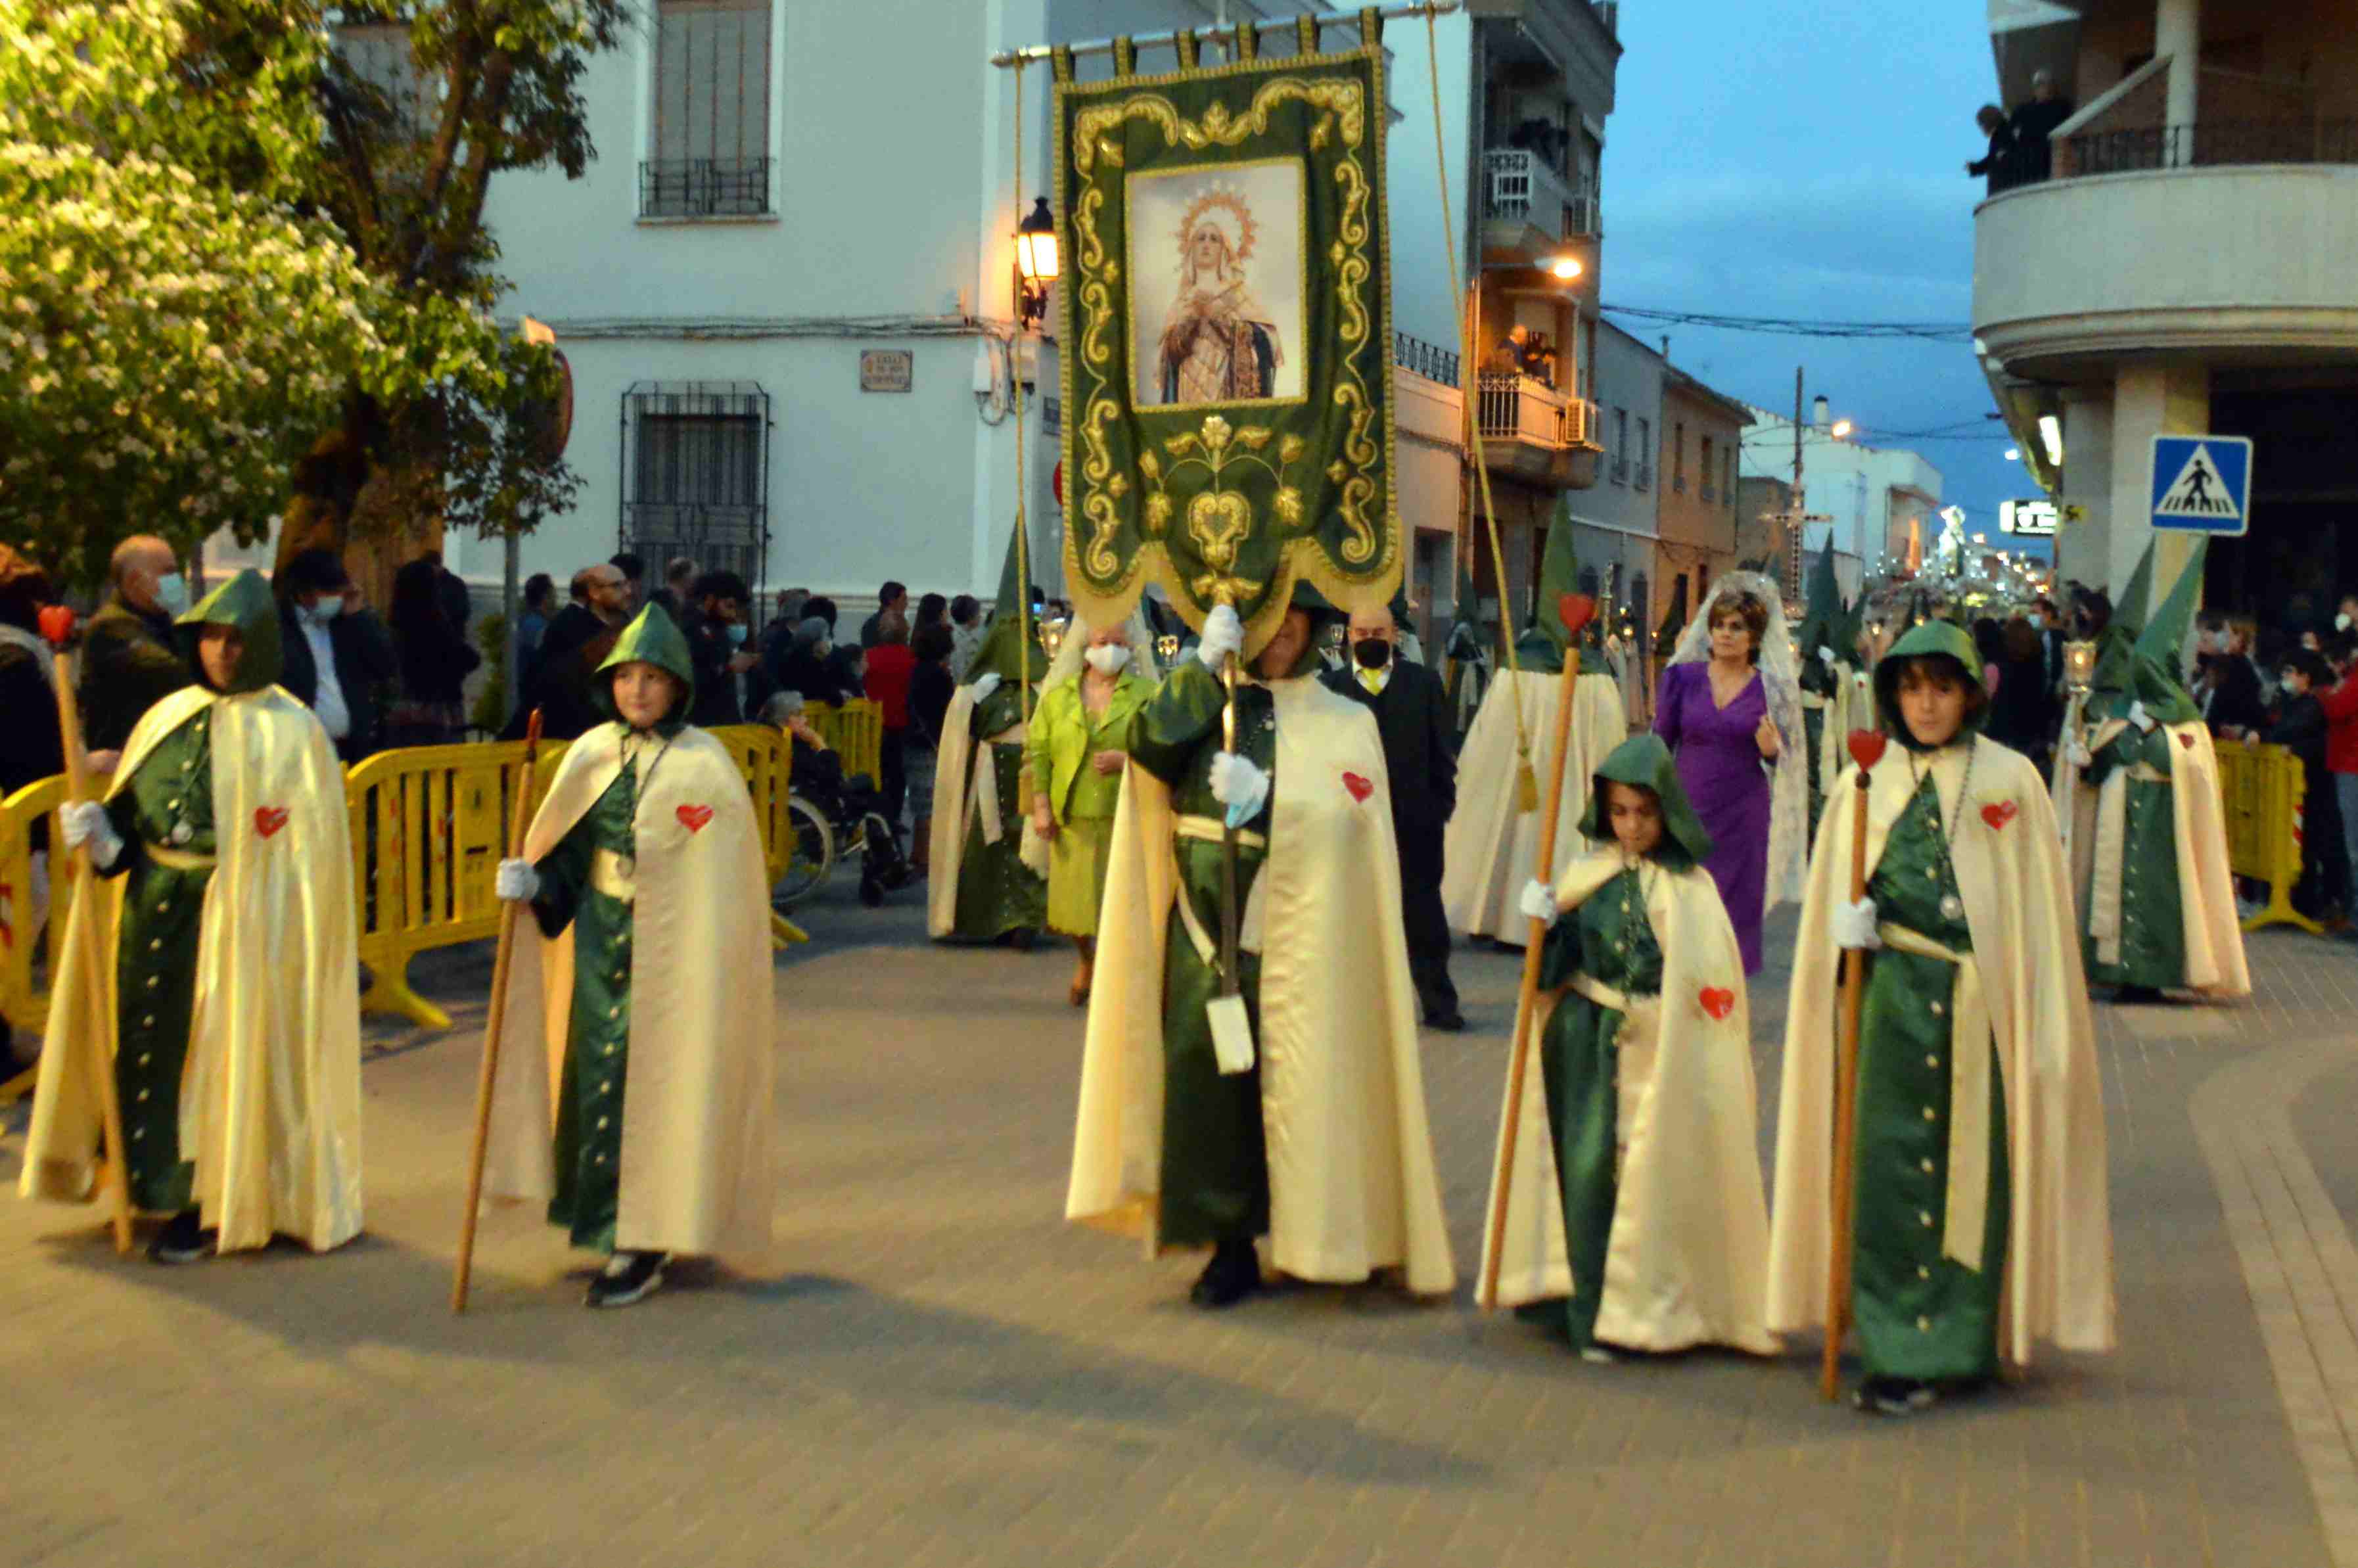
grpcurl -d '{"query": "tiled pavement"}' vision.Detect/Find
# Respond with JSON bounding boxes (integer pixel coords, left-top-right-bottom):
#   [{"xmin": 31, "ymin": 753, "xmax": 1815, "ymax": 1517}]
[{"xmin": 3, "ymin": 881, "xmax": 2355, "ymax": 1567}]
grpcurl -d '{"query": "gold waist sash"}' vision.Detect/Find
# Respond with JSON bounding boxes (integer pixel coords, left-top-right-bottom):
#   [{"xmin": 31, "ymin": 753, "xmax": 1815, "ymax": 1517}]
[
  {"xmin": 146, "ymin": 844, "xmax": 217, "ymax": 872},
  {"xmin": 589, "ymin": 848, "xmax": 637, "ymax": 904}
]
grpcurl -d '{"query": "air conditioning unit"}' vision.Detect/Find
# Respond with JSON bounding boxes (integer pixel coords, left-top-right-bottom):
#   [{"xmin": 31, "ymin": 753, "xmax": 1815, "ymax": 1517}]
[{"xmin": 1565, "ymin": 195, "xmax": 1599, "ymax": 239}]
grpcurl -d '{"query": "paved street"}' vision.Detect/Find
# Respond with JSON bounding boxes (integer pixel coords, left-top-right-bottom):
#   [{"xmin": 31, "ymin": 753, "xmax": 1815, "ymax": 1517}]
[{"xmin": 5, "ymin": 876, "xmax": 2357, "ymax": 1568}]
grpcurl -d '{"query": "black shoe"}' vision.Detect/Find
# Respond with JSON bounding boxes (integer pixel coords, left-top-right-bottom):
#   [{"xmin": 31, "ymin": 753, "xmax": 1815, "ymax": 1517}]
[
  {"xmin": 1008, "ymin": 928, "xmax": 1037, "ymax": 952},
  {"xmin": 1424, "ymin": 1005, "xmax": 1466, "ymax": 1032},
  {"xmin": 586, "ymin": 1250, "xmax": 667, "ymax": 1308},
  {"xmin": 2111, "ymin": 984, "xmax": 2165, "ymax": 1005},
  {"xmin": 1852, "ymin": 1376, "xmax": 1937, "ymax": 1417},
  {"xmin": 148, "ymin": 1208, "xmax": 216, "ymax": 1266},
  {"xmin": 1188, "ymin": 1239, "xmax": 1262, "ymax": 1309}
]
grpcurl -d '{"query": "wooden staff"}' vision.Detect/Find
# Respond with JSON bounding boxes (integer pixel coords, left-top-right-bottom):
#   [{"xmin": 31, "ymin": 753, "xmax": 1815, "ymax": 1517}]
[
  {"xmin": 1822, "ymin": 727, "xmax": 1889, "ymax": 1398},
  {"xmin": 1220, "ymin": 652, "xmax": 1241, "ymax": 998},
  {"xmin": 37, "ymin": 609, "xmax": 133, "ymax": 1255},
  {"xmin": 1481, "ymin": 593, "xmax": 1596, "ymax": 1307},
  {"xmin": 452, "ymin": 708, "xmax": 543, "ymax": 1313}
]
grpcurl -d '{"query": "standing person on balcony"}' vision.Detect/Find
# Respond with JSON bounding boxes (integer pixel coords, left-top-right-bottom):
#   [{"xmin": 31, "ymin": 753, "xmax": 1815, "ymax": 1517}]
[
  {"xmin": 488, "ymin": 604, "xmax": 774, "ymax": 1308},
  {"xmin": 28, "ymin": 570, "xmax": 364, "ymax": 1264},
  {"xmin": 79, "ymin": 534, "xmax": 193, "ymax": 770},
  {"xmin": 2006, "ymin": 70, "xmax": 2075, "ymax": 186},
  {"xmin": 1965, "ymin": 104, "xmax": 2018, "ymax": 196}
]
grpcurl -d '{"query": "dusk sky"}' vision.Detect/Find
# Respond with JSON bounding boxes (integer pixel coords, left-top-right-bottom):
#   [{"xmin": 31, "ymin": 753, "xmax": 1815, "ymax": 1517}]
[{"xmin": 1596, "ymin": 0, "xmax": 2046, "ymax": 557}]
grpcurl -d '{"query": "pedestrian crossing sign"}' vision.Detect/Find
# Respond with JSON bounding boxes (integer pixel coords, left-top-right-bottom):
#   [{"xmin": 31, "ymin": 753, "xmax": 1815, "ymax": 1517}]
[{"xmin": 2150, "ymin": 435, "xmax": 2253, "ymax": 535}]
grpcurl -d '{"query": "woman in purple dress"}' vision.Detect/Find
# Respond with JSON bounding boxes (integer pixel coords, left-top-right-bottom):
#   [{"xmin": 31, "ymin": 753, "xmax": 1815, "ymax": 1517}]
[{"xmin": 1654, "ymin": 580, "xmax": 1804, "ymax": 973}]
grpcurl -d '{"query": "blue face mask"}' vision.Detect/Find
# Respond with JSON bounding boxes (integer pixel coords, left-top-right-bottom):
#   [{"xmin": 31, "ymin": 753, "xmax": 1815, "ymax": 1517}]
[
  {"xmin": 726, "ymin": 623, "xmax": 749, "ymax": 647},
  {"xmin": 154, "ymin": 572, "xmax": 189, "ymax": 616},
  {"xmin": 305, "ymin": 597, "xmax": 340, "ymax": 626}
]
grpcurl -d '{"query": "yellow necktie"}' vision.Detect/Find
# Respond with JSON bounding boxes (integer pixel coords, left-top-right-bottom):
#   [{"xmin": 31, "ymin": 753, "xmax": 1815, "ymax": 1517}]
[{"xmin": 1358, "ymin": 667, "xmax": 1387, "ymax": 695}]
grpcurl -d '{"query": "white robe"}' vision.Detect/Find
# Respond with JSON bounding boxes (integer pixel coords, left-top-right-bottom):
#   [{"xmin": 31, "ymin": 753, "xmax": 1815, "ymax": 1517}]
[{"xmin": 1441, "ymin": 668, "xmax": 1628, "ymax": 940}]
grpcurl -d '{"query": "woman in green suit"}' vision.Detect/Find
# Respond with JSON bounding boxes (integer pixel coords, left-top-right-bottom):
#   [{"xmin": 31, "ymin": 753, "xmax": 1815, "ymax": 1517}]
[{"xmin": 1029, "ymin": 614, "xmax": 1156, "ymax": 1005}]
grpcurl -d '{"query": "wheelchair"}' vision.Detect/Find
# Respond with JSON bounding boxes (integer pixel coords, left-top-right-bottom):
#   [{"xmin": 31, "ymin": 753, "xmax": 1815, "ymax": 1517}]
[{"xmin": 772, "ymin": 743, "xmax": 914, "ymax": 910}]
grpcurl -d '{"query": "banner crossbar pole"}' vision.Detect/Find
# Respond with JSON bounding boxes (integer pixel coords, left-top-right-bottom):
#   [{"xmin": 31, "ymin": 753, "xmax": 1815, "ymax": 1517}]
[{"xmin": 988, "ymin": 1, "xmax": 1461, "ymax": 67}]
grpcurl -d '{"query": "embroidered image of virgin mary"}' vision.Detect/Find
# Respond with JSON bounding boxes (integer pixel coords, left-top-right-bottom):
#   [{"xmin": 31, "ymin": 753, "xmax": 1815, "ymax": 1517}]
[{"xmin": 1150, "ymin": 186, "xmax": 1287, "ymax": 406}]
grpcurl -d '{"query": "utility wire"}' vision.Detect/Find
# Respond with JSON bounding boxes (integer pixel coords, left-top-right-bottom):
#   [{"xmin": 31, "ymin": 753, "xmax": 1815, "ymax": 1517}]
[{"xmin": 1602, "ymin": 303, "xmax": 1974, "ymax": 344}]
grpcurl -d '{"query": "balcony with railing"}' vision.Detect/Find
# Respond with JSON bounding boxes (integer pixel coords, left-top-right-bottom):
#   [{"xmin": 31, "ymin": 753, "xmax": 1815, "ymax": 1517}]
[
  {"xmin": 1393, "ymin": 330, "xmax": 1461, "ymax": 388},
  {"xmin": 1475, "ymin": 373, "xmax": 1602, "ymax": 488},
  {"xmin": 1974, "ymin": 59, "xmax": 2358, "ymax": 380},
  {"xmin": 1481, "ymin": 149, "xmax": 1600, "ymax": 252}
]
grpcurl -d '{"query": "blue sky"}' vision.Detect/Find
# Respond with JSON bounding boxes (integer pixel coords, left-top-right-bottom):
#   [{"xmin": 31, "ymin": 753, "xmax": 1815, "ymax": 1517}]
[{"xmin": 1597, "ymin": 0, "xmax": 2046, "ymax": 557}]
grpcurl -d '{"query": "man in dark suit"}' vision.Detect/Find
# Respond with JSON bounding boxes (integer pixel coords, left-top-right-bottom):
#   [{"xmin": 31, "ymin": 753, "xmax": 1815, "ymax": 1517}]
[
  {"xmin": 275, "ymin": 547, "xmax": 398, "ymax": 763},
  {"xmin": 1323, "ymin": 599, "xmax": 1463, "ymax": 1030},
  {"xmin": 506, "ymin": 562, "xmax": 632, "ymax": 739}
]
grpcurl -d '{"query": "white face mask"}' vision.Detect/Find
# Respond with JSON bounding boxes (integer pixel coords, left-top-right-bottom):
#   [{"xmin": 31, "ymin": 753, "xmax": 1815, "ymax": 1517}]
[
  {"xmin": 153, "ymin": 572, "xmax": 190, "ymax": 616},
  {"xmin": 2338, "ymin": 612, "xmax": 2353, "ymax": 633},
  {"xmin": 1084, "ymin": 643, "xmax": 1132, "ymax": 674}
]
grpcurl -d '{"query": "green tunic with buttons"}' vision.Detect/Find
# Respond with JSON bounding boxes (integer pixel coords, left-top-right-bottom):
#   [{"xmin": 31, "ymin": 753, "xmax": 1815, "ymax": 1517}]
[
  {"xmin": 951, "ymin": 683, "xmax": 1048, "ymax": 940},
  {"xmin": 97, "ymin": 708, "xmax": 216, "ymax": 1214},
  {"xmin": 1125, "ymin": 660, "xmax": 1279, "ymax": 1249},
  {"xmin": 2079, "ymin": 725, "xmax": 2186, "ymax": 990},
  {"xmin": 1853, "ymin": 773, "xmax": 2011, "ymax": 1383},
  {"xmin": 1527, "ymin": 866, "xmax": 1663, "ymax": 1349},
  {"xmin": 529, "ymin": 759, "xmax": 645, "ymax": 1251}
]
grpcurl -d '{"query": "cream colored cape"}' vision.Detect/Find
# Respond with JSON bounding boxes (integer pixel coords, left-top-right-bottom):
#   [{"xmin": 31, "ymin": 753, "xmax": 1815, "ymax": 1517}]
[
  {"xmin": 1806, "ymin": 659, "xmax": 1864, "ymax": 809},
  {"xmin": 1065, "ymin": 676, "xmax": 1456, "ymax": 1295},
  {"xmin": 925, "ymin": 687, "xmax": 1040, "ymax": 934},
  {"xmin": 2058, "ymin": 717, "xmax": 2248, "ymax": 998},
  {"xmin": 20, "ymin": 685, "xmax": 364, "ymax": 1253},
  {"xmin": 1476, "ymin": 849, "xmax": 1775, "ymax": 1354},
  {"xmin": 484, "ymin": 724, "xmax": 775, "ymax": 1259},
  {"xmin": 1767, "ymin": 739, "xmax": 2115, "ymax": 1364},
  {"xmin": 1441, "ymin": 668, "xmax": 1629, "ymax": 940}
]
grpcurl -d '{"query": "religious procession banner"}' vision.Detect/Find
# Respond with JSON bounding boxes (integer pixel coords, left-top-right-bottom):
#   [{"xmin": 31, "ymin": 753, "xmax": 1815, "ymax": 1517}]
[{"xmin": 1053, "ymin": 18, "xmax": 1400, "ymax": 654}]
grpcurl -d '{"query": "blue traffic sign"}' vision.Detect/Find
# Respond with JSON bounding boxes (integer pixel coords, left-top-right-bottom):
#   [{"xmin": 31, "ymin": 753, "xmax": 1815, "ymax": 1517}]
[{"xmin": 2150, "ymin": 435, "xmax": 2253, "ymax": 536}]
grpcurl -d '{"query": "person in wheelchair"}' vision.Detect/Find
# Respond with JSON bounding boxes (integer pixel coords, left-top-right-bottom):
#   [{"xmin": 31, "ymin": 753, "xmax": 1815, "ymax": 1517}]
[{"xmin": 760, "ymin": 691, "xmax": 913, "ymax": 906}]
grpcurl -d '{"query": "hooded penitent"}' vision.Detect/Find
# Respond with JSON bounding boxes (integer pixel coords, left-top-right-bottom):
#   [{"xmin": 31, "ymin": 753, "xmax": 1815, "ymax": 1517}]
[
  {"xmin": 1066, "ymin": 571, "xmax": 1454, "ymax": 1295},
  {"xmin": 929, "ymin": 522, "xmax": 1052, "ymax": 939},
  {"xmin": 1442, "ymin": 515, "xmax": 1629, "ymax": 941},
  {"xmin": 21, "ymin": 569, "xmax": 364, "ymax": 1253},
  {"xmin": 2059, "ymin": 540, "xmax": 2248, "ymax": 998},
  {"xmin": 1795, "ymin": 549, "xmax": 1864, "ymax": 833},
  {"xmin": 1768, "ymin": 616, "xmax": 2115, "ymax": 1373},
  {"xmin": 484, "ymin": 602, "xmax": 776, "ymax": 1259},
  {"xmin": 1479, "ymin": 733, "xmax": 1773, "ymax": 1355}
]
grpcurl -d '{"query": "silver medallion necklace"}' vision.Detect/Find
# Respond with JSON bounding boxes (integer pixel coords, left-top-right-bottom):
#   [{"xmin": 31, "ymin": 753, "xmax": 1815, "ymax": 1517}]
[{"xmin": 1910, "ymin": 735, "xmax": 1977, "ymax": 924}]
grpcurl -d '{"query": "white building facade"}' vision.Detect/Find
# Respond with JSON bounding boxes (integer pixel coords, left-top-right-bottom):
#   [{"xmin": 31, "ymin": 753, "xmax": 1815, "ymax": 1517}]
[{"xmin": 1737, "ymin": 407, "xmax": 1944, "ymax": 595}]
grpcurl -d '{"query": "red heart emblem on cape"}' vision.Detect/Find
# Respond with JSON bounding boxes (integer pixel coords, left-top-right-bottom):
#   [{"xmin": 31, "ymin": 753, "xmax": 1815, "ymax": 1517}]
[
  {"xmin": 1698, "ymin": 986, "xmax": 1736, "ymax": 1022},
  {"xmin": 254, "ymin": 806, "xmax": 290, "ymax": 839},
  {"xmin": 1341, "ymin": 772, "xmax": 1374, "ymax": 804},
  {"xmin": 676, "ymin": 804, "xmax": 714, "ymax": 833},
  {"xmin": 1980, "ymin": 800, "xmax": 2018, "ymax": 831},
  {"xmin": 2178, "ymin": 731, "xmax": 2194, "ymax": 750}
]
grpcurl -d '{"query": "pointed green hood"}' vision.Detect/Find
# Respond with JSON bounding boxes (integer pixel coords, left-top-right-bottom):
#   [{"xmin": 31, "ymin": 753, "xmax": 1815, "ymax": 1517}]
[
  {"xmin": 1874, "ymin": 619, "xmax": 1990, "ymax": 750},
  {"xmin": 595, "ymin": 603, "xmax": 695, "ymax": 729},
  {"xmin": 176, "ymin": 569, "xmax": 283, "ymax": 693},
  {"xmin": 1513, "ymin": 504, "xmax": 1600, "ymax": 675},
  {"xmin": 1796, "ymin": 549, "xmax": 1843, "ymax": 695},
  {"xmin": 1653, "ymin": 575, "xmax": 1690, "ymax": 659},
  {"xmin": 2110, "ymin": 540, "xmax": 2206, "ymax": 724},
  {"xmin": 1576, "ymin": 733, "xmax": 1711, "ymax": 872},
  {"xmin": 969, "ymin": 520, "xmax": 1047, "ymax": 685},
  {"xmin": 2113, "ymin": 540, "xmax": 2158, "ymax": 639}
]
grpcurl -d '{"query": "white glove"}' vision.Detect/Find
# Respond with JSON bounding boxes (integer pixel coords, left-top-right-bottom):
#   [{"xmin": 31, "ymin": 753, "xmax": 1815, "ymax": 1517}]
[
  {"xmin": 494, "ymin": 858, "xmax": 540, "ymax": 903},
  {"xmin": 1518, "ymin": 877, "xmax": 1559, "ymax": 923},
  {"xmin": 60, "ymin": 800, "xmax": 122, "ymax": 869},
  {"xmin": 1207, "ymin": 750, "xmax": 1270, "ymax": 819},
  {"xmin": 968, "ymin": 672, "xmax": 1003, "ymax": 705},
  {"xmin": 1818, "ymin": 645, "xmax": 1837, "ymax": 665},
  {"xmin": 1832, "ymin": 897, "xmax": 1883, "ymax": 952},
  {"xmin": 2068, "ymin": 741, "xmax": 2094, "ymax": 770},
  {"xmin": 2129, "ymin": 699, "xmax": 2154, "ymax": 732},
  {"xmin": 1196, "ymin": 603, "xmax": 1244, "ymax": 670}
]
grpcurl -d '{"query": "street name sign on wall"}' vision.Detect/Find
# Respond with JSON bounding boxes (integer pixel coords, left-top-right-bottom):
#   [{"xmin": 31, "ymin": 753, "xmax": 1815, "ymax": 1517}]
[{"xmin": 2150, "ymin": 435, "xmax": 2252, "ymax": 535}]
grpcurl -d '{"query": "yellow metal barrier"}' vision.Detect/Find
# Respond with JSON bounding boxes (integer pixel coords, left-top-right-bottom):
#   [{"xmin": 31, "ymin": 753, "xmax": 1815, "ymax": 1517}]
[
  {"xmin": 0, "ymin": 725, "xmax": 801, "ymax": 1057},
  {"xmin": 803, "ymin": 698, "xmax": 883, "ymax": 785},
  {"xmin": 2214, "ymin": 739, "xmax": 2323, "ymax": 935}
]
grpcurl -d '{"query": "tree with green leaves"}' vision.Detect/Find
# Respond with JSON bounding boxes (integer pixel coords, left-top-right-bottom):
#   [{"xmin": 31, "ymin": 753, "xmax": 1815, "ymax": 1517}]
[{"xmin": 0, "ymin": 0, "xmax": 617, "ymax": 588}]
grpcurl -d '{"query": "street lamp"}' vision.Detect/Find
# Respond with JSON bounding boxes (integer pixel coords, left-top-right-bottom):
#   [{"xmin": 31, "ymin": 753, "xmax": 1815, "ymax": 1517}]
[
  {"xmin": 1830, "ymin": 419, "xmax": 1854, "ymax": 439},
  {"xmin": 1548, "ymin": 254, "xmax": 1583, "ymax": 281},
  {"xmin": 1015, "ymin": 196, "xmax": 1059, "ymax": 329},
  {"xmin": 2004, "ymin": 447, "xmax": 2021, "ymax": 462}
]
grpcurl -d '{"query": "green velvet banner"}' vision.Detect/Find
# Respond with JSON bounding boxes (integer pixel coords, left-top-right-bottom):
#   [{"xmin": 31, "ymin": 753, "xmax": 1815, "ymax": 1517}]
[{"xmin": 1053, "ymin": 41, "xmax": 1400, "ymax": 652}]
